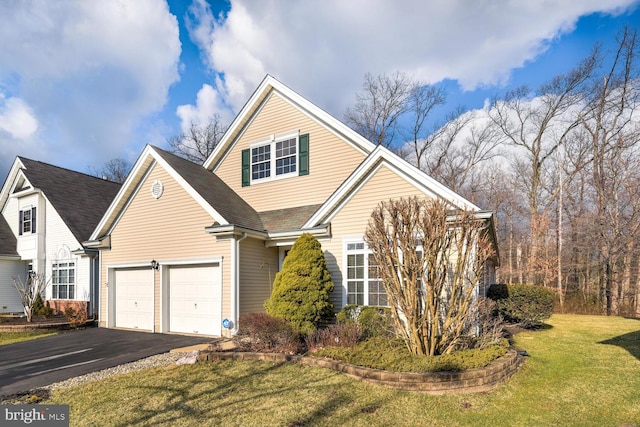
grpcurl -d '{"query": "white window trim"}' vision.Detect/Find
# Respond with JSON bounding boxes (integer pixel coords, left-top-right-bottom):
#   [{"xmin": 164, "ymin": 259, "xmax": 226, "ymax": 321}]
[
  {"xmin": 20, "ymin": 206, "xmax": 35, "ymax": 235},
  {"xmin": 343, "ymin": 239, "xmax": 388, "ymax": 307},
  {"xmin": 52, "ymin": 261, "xmax": 76, "ymax": 300},
  {"xmin": 249, "ymin": 131, "xmax": 299, "ymax": 184}
]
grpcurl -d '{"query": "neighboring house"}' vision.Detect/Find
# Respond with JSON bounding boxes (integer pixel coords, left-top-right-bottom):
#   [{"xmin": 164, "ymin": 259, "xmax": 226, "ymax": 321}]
[
  {"xmin": 0, "ymin": 158, "xmax": 121, "ymax": 316},
  {"xmin": 88, "ymin": 75, "xmax": 499, "ymax": 337}
]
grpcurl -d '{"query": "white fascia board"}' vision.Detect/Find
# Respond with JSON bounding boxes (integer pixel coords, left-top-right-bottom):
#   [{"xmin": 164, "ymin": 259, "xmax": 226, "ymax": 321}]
[
  {"xmin": 0, "ymin": 158, "xmax": 26, "ymax": 212},
  {"xmin": 205, "ymin": 224, "xmax": 267, "ymax": 240},
  {"xmin": 264, "ymin": 225, "xmax": 331, "ymax": 247},
  {"xmin": 303, "ymin": 146, "xmax": 479, "ymax": 228},
  {"xmin": 149, "ymin": 148, "xmax": 227, "ymax": 226},
  {"xmin": 203, "ymin": 75, "xmax": 377, "ymax": 171},
  {"xmin": 89, "ymin": 145, "xmax": 156, "ymax": 241},
  {"xmin": 90, "ymin": 146, "xmax": 229, "ymax": 241}
]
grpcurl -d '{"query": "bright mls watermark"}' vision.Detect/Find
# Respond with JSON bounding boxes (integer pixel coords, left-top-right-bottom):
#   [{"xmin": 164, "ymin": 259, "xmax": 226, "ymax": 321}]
[{"xmin": 3, "ymin": 405, "xmax": 69, "ymax": 426}]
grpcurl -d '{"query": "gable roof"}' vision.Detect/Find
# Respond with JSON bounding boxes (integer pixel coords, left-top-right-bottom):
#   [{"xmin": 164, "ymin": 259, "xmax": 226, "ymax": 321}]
[
  {"xmin": 2, "ymin": 157, "xmax": 121, "ymax": 244},
  {"xmin": 90, "ymin": 145, "xmax": 265, "ymax": 242},
  {"xmin": 304, "ymin": 145, "xmax": 480, "ymax": 228},
  {"xmin": 153, "ymin": 147, "xmax": 264, "ymax": 230},
  {"xmin": 0, "ymin": 215, "xmax": 18, "ymax": 257},
  {"xmin": 203, "ymin": 75, "xmax": 377, "ymax": 171}
]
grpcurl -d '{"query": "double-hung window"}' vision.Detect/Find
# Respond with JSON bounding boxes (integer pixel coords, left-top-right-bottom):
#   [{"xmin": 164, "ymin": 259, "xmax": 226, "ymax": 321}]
[
  {"xmin": 18, "ymin": 207, "xmax": 36, "ymax": 235},
  {"xmin": 345, "ymin": 242, "xmax": 388, "ymax": 306},
  {"xmin": 52, "ymin": 262, "xmax": 75, "ymax": 300},
  {"xmin": 242, "ymin": 133, "xmax": 309, "ymax": 186},
  {"xmin": 250, "ymin": 135, "xmax": 297, "ymax": 182}
]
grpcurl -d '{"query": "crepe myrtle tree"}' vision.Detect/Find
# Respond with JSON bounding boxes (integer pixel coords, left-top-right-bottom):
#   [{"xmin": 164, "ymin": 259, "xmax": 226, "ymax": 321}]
[
  {"xmin": 13, "ymin": 273, "xmax": 49, "ymax": 322},
  {"xmin": 364, "ymin": 197, "xmax": 494, "ymax": 356}
]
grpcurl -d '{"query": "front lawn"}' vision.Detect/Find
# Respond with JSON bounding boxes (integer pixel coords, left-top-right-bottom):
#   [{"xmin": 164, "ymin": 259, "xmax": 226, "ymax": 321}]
[
  {"xmin": 0, "ymin": 330, "xmax": 57, "ymax": 346},
  {"xmin": 44, "ymin": 314, "xmax": 640, "ymax": 426}
]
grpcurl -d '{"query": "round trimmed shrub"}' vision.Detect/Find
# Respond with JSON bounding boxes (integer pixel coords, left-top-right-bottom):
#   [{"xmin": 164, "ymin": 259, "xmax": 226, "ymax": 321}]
[
  {"xmin": 265, "ymin": 233, "xmax": 334, "ymax": 335},
  {"xmin": 488, "ymin": 283, "xmax": 554, "ymax": 328}
]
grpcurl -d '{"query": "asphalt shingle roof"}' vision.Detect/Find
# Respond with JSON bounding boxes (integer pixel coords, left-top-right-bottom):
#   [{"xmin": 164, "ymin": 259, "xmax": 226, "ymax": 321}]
[
  {"xmin": 152, "ymin": 147, "xmax": 266, "ymax": 231},
  {"xmin": 259, "ymin": 204, "xmax": 322, "ymax": 232},
  {"xmin": 0, "ymin": 215, "xmax": 17, "ymax": 256},
  {"xmin": 18, "ymin": 158, "xmax": 122, "ymax": 245}
]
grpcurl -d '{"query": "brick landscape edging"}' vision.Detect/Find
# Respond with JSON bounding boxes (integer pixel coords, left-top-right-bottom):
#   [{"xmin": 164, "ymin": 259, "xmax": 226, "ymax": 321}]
[{"xmin": 198, "ymin": 349, "xmax": 524, "ymax": 394}]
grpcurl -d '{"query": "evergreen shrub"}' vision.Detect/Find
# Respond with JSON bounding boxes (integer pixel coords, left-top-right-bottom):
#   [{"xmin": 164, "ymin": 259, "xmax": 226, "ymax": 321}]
[
  {"xmin": 488, "ymin": 283, "xmax": 554, "ymax": 328},
  {"xmin": 264, "ymin": 233, "xmax": 334, "ymax": 335}
]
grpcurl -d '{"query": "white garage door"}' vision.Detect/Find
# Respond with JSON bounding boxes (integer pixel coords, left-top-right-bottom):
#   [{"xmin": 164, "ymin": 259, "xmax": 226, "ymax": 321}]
[
  {"xmin": 114, "ymin": 268, "xmax": 154, "ymax": 331},
  {"xmin": 169, "ymin": 263, "xmax": 221, "ymax": 336}
]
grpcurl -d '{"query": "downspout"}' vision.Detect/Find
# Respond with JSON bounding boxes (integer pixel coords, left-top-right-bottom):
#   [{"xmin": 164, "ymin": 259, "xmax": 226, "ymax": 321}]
[{"xmin": 231, "ymin": 232, "xmax": 247, "ymax": 335}]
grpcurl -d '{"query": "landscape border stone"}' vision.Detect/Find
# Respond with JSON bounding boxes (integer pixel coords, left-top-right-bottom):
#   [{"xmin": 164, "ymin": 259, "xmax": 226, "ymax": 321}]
[{"xmin": 199, "ymin": 349, "xmax": 524, "ymax": 394}]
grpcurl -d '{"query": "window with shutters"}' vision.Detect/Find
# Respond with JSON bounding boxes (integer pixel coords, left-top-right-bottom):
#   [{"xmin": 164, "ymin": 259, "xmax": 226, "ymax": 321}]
[
  {"xmin": 19, "ymin": 207, "xmax": 36, "ymax": 235},
  {"xmin": 242, "ymin": 132, "xmax": 309, "ymax": 186}
]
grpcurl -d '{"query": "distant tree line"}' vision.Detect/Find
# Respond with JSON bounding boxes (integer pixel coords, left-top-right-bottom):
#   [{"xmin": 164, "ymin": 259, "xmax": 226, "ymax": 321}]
[{"xmin": 345, "ymin": 27, "xmax": 640, "ymax": 317}]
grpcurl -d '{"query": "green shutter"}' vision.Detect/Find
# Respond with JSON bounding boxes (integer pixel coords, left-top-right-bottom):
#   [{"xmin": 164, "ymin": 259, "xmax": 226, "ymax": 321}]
[
  {"xmin": 299, "ymin": 133, "xmax": 309, "ymax": 176},
  {"xmin": 241, "ymin": 149, "xmax": 250, "ymax": 187}
]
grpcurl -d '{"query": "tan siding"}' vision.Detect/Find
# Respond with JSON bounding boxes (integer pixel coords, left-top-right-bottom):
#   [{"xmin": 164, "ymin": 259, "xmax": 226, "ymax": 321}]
[
  {"xmin": 321, "ymin": 165, "xmax": 430, "ymax": 311},
  {"xmin": 214, "ymin": 93, "xmax": 367, "ymax": 212},
  {"xmin": 238, "ymin": 237, "xmax": 278, "ymax": 315},
  {"xmin": 99, "ymin": 164, "xmax": 232, "ymax": 332}
]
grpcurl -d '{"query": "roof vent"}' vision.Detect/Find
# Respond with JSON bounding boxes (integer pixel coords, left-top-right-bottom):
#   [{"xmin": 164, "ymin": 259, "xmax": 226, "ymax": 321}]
[{"xmin": 151, "ymin": 179, "xmax": 164, "ymax": 199}]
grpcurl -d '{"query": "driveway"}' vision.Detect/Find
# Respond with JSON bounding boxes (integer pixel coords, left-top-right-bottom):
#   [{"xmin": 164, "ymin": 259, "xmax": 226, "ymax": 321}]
[{"xmin": 0, "ymin": 328, "xmax": 212, "ymax": 396}]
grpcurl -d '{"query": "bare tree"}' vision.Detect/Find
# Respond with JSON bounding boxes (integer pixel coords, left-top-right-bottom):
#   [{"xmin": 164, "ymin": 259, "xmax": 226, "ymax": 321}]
[
  {"xmin": 580, "ymin": 27, "xmax": 640, "ymax": 314},
  {"xmin": 344, "ymin": 72, "xmax": 413, "ymax": 147},
  {"xmin": 365, "ymin": 197, "xmax": 494, "ymax": 356},
  {"xmin": 13, "ymin": 273, "xmax": 49, "ymax": 322},
  {"xmin": 87, "ymin": 158, "xmax": 131, "ymax": 183},
  {"xmin": 489, "ymin": 48, "xmax": 599, "ymax": 285},
  {"xmin": 168, "ymin": 114, "xmax": 228, "ymax": 163}
]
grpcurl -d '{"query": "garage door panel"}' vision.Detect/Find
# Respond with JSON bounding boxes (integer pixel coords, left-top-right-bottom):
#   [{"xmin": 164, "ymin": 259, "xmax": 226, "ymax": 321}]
[
  {"xmin": 169, "ymin": 264, "xmax": 221, "ymax": 336},
  {"xmin": 114, "ymin": 268, "xmax": 153, "ymax": 331}
]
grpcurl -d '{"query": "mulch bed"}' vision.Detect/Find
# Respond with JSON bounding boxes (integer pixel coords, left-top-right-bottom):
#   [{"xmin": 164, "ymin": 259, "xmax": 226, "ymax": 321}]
[{"xmin": 0, "ymin": 314, "xmax": 68, "ymax": 326}]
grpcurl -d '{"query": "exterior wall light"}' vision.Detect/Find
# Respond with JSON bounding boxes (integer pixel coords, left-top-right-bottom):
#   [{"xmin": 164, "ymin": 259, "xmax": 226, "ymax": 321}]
[{"xmin": 150, "ymin": 260, "xmax": 159, "ymax": 270}]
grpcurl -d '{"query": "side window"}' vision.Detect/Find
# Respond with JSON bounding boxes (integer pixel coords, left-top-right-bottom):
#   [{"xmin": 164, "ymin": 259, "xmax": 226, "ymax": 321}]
[
  {"xmin": 345, "ymin": 241, "xmax": 388, "ymax": 307},
  {"xmin": 18, "ymin": 207, "xmax": 36, "ymax": 236}
]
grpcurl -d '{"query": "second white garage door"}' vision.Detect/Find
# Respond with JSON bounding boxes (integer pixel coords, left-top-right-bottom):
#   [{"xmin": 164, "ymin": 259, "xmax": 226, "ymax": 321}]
[{"xmin": 169, "ymin": 263, "xmax": 221, "ymax": 336}]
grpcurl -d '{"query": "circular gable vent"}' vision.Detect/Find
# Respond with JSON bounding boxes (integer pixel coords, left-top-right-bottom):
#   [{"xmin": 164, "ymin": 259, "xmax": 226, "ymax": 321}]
[{"xmin": 151, "ymin": 179, "xmax": 164, "ymax": 199}]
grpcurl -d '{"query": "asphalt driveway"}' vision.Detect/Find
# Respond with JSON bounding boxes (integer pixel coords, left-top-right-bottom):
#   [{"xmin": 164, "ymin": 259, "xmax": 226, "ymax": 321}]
[{"xmin": 0, "ymin": 328, "xmax": 212, "ymax": 396}]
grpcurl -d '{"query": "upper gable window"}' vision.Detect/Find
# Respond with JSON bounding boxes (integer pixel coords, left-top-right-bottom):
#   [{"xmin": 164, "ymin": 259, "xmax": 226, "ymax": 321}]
[
  {"xmin": 19, "ymin": 207, "xmax": 36, "ymax": 235},
  {"xmin": 242, "ymin": 133, "xmax": 309, "ymax": 187}
]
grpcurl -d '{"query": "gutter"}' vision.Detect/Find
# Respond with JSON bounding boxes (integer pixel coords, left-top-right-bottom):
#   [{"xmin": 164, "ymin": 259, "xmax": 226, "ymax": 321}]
[{"xmin": 231, "ymin": 232, "xmax": 247, "ymax": 335}]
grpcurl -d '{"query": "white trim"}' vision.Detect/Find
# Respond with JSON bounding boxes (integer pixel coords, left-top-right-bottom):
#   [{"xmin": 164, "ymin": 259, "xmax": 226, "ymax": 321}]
[
  {"xmin": 0, "ymin": 158, "xmax": 26, "ymax": 213},
  {"xmin": 304, "ymin": 146, "xmax": 479, "ymax": 228},
  {"xmin": 159, "ymin": 258, "xmax": 224, "ymax": 335},
  {"xmin": 203, "ymin": 75, "xmax": 376, "ymax": 171},
  {"xmin": 248, "ymin": 131, "xmax": 300, "ymax": 185},
  {"xmin": 106, "ymin": 262, "xmax": 154, "ymax": 331},
  {"xmin": 90, "ymin": 145, "xmax": 230, "ymax": 242}
]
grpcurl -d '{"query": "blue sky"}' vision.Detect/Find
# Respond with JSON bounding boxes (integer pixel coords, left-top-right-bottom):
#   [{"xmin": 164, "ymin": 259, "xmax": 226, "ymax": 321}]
[{"xmin": 0, "ymin": 0, "xmax": 639, "ymax": 180}]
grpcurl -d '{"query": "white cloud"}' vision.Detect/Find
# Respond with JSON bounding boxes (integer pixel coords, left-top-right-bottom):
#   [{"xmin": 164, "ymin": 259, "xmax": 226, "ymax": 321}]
[
  {"xmin": 176, "ymin": 83, "xmax": 235, "ymax": 132},
  {"xmin": 0, "ymin": 94, "xmax": 38, "ymax": 140},
  {"xmin": 186, "ymin": 0, "xmax": 637, "ymax": 116},
  {"xmin": 0, "ymin": 0, "xmax": 181, "ymax": 175}
]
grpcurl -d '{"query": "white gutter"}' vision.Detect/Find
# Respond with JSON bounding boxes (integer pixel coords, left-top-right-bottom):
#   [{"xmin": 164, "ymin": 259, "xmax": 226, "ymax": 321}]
[{"xmin": 231, "ymin": 232, "xmax": 247, "ymax": 335}]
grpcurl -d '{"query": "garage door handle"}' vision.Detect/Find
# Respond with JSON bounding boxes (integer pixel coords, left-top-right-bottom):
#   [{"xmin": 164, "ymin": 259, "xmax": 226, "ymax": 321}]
[
  {"xmin": 194, "ymin": 303, "xmax": 198, "ymax": 309},
  {"xmin": 134, "ymin": 302, "xmax": 137, "ymax": 307}
]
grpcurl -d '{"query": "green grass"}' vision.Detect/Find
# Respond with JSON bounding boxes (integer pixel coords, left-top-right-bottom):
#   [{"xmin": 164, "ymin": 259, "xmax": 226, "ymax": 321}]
[
  {"xmin": 0, "ymin": 330, "xmax": 57, "ymax": 346},
  {"xmin": 45, "ymin": 314, "xmax": 640, "ymax": 426}
]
